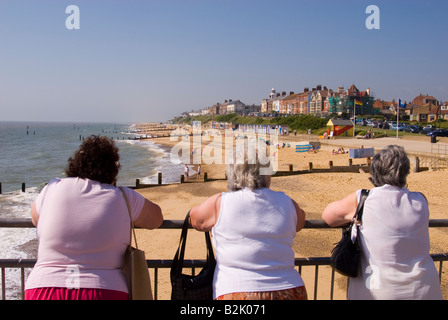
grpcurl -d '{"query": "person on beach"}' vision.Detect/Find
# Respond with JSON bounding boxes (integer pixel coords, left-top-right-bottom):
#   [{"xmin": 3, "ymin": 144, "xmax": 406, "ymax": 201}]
[
  {"xmin": 189, "ymin": 145, "xmax": 308, "ymax": 300},
  {"xmin": 322, "ymin": 145, "xmax": 442, "ymax": 300},
  {"xmin": 184, "ymin": 164, "xmax": 189, "ymax": 181},
  {"xmin": 197, "ymin": 164, "xmax": 201, "ymax": 180},
  {"xmin": 25, "ymin": 135, "xmax": 163, "ymax": 300}
]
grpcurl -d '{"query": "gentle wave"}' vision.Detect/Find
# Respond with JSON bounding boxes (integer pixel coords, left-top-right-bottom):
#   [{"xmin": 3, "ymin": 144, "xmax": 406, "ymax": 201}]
[{"xmin": 0, "ymin": 122, "xmax": 184, "ymax": 299}]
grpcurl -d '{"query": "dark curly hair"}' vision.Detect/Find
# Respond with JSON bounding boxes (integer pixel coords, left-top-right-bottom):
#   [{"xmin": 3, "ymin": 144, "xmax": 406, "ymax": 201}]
[{"xmin": 65, "ymin": 135, "xmax": 121, "ymax": 185}]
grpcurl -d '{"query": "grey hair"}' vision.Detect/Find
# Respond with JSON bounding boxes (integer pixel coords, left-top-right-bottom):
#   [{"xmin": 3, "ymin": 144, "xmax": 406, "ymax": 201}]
[
  {"xmin": 226, "ymin": 140, "xmax": 271, "ymax": 191},
  {"xmin": 369, "ymin": 145, "xmax": 410, "ymax": 188}
]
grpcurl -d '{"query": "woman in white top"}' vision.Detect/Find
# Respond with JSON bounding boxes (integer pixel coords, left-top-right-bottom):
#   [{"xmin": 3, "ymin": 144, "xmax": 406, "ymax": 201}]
[
  {"xmin": 25, "ymin": 135, "xmax": 163, "ymax": 300},
  {"xmin": 322, "ymin": 145, "xmax": 442, "ymax": 300},
  {"xmin": 190, "ymin": 145, "xmax": 307, "ymax": 300}
]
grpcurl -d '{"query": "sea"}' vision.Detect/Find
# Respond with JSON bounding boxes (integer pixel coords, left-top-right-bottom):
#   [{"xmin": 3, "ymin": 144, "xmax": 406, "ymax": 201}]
[{"xmin": 0, "ymin": 121, "xmax": 185, "ymax": 299}]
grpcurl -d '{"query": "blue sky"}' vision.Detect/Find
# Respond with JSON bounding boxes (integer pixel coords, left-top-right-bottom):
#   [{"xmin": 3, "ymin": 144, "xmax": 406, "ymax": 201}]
[{"xmin": 0, "ymin": 0, "xmax": 447, "ymax": 123}]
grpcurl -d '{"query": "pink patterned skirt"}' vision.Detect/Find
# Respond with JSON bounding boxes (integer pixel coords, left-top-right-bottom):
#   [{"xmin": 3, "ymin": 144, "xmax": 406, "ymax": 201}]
[{"xmin": 216, "ymin": 286, "xmax": 308, "ymax": 300}]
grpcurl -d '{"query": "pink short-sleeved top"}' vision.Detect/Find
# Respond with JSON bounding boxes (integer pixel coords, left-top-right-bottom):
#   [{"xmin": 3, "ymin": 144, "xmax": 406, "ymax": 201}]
[{"xmin": 25, "ymin": 177, "xmax": 145, "ymax": 293}]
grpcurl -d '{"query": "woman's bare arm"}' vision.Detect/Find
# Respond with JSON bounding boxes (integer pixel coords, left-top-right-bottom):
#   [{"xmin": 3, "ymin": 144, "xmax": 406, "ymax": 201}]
[
  {"xmin": 322, "ymin": 191, "xmax": 358, "ymax": 227},
  {"xmin": 189, "ymin": 193, "xmax": 222, "ymax": 232},
  {"xmin": 134, "ymin": 199, "xmax": 163, "ymax": 229},
  {"xmin": 292, "ymin": 199, "xmax": 306, "ymax": 232}
]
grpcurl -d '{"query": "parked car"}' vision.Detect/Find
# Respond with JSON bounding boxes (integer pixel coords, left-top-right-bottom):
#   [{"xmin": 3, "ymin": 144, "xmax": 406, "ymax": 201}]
[
  {"xmin": 421, "ymin": 125, "xmax": 436, "ymax": 134},
  {"xmin": 402, "ymin": 125, "xmax": 423, "ymax": 133},
  {"xmin": 427, "ymin": 129, "xmax": 448, "ymax": 137},
  {"xmin": 391, "ymin": 123, "xmax": 406, "ymax": 131},
  {"xmin": 401, "ymin": 124, "xmax": 412, "ymax": 132},
  {"xmin": 381, "ymin": 122, "xmax": 390, "ymax": 129}
]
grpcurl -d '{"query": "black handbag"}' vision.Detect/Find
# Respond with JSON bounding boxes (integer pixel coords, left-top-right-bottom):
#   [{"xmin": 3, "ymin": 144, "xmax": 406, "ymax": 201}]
[
  {"xmin": 170, "ymin": 211, "xmax": 216, "ymax": 300},
  {"xmin": 330, "ymin": 189, "xmax": 370, "ymax": 277}
]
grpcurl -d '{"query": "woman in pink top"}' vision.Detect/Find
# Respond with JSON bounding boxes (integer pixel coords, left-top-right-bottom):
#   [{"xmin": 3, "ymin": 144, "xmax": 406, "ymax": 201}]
[{"xmin": 25, "ymin": 135, "xmax": 163, "ymax": 300}]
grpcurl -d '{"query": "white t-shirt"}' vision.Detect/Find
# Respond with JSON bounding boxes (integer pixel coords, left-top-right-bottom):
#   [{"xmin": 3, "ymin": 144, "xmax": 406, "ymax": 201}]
[
  {"xmin": 348, "ymin": 185, "xmax": 442, "ymax": 300},
  {"xmin": 212, "ymin": 188, "xmax": 304, "ymax": 298},
  {"xmin": 25, "ymin": 177, "xmax": 145, "ymax": 293}
]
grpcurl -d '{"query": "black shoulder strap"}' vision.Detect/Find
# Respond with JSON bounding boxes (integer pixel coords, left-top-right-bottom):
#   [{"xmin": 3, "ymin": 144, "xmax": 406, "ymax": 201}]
[{"xmin": 355, "ymin": 189, "xmax": 370, "ymax": 222}]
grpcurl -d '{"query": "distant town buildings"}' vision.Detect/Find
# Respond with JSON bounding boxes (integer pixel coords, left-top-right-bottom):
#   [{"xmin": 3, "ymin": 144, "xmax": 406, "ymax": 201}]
[{"xmin": 180, "ymin": 85, "xmax": 447, "ymax": 124}]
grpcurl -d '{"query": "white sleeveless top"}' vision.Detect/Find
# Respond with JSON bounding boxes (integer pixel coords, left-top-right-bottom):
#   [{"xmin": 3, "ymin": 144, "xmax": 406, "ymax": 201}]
[
  {"xmin": 211, "ymin": 188, "xmax": 304, "ymax": 298},
  {"xmin": 348, "ymin": 185, "xmax": 442, "ymax": 300}
]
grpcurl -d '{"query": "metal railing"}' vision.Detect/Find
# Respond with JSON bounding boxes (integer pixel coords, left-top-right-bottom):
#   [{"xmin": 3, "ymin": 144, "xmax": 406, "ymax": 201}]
[
  {"xmin": 1, "ymin": 218, "xmax": 448, "ymax": 300},
  {"xmin": 431, "ymin": 142, "xmax": 448, "ymax": 155}
]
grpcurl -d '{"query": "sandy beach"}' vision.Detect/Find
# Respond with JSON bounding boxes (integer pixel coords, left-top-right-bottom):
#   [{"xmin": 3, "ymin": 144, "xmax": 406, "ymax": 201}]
[{"xmin": 132, "ymin": 124, "xmax": 448, "ymax": 300}]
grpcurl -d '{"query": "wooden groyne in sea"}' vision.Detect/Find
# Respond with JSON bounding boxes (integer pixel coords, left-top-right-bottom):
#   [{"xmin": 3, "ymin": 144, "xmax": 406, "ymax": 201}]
[{"xmin": 0, "ymin": 159, "xmax": 370, "ymax": 194}]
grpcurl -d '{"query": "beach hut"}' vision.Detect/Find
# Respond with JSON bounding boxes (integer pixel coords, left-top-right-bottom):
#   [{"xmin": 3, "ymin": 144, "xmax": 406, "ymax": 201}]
[{"xmin": 326, "ymin": 119, "xmax": 354, "ymax": 137}]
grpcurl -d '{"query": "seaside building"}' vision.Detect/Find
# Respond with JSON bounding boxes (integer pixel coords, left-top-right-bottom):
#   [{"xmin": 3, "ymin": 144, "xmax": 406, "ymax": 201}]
[
  {"xmin": 278, "ymin": 91, "xmax": 295, "ymax": 114},
  {"xmin": 373, "ymin": 99, "xmax": 399, "ymax": 119},
  {"xmin": 261, "ymin": 88, "xmax": 277, "ymax": 113},
  {"xmin": 279, "ymin": 89, "xmax": 310, "ymax": 115},
  {"xmin": 327, "ymin": 84, "xmax": 377, "ymax": 116},
  {"xmin": 412, "ymin": 93, "xmax": 438, "ymax": 107},
  {"xmin": 326, "ymin": 119, "xmax": 354, "ymax": 137},
  {"xmin": 440, "ymin": 102, "xmax": 448, "ymax": 120},
  {"xmin": 176, "ymin": 85, "xmax": 445, "ymax": 122},
  {"xmin": 261, "ymin": 98, "xmax": 269, "ymax": 113},
  {"xmin": 209, "ymin": 103, "xmax": 220, "ymax": 115},
  {"xmin": 281, "ymin": 92, "xmax": 300, "ymax": 115},
  {"xmin": 309, "ymin": 85, "xmax": 333, "ymax": 116},
  {"xmin": 271, "ymin": 91, "xmax": 289, "ymax": 113},
  {"xmin": 223, "ymin": 99, "xmax": 245, "ymax": 114},
  {"xmin": 409, "ymin": 102, "xmax": 440, "ymax": 122},
  {"xmin": 409, "ymin": 94, "xmax": 440, "ymax": 122}
]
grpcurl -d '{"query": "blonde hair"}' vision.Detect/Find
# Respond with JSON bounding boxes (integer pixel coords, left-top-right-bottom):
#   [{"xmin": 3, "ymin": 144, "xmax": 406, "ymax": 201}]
[
  {"xmin": 369, "ymin": 145, "xmax": 410, "ymax": 188},
  {"xmin": 226, "ymin": 139, "xmax": 271, "ymax": 191}
]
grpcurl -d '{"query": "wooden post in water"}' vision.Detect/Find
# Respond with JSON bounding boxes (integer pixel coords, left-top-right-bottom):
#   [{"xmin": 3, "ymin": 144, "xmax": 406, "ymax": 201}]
[
  {"xmin": 135, "ymin": 179, "xmax": 140, "ymax": 188},
  {"xmin": 22, "ymin": 183, "xmax": 25, "ymax": 193},
  {"xmin": 158, "ymin": 172, "xmax": 162, "ymax": 185},
  {"xmin": 180, "ymin": 175, "xmax": 185, "ymax": 183}
]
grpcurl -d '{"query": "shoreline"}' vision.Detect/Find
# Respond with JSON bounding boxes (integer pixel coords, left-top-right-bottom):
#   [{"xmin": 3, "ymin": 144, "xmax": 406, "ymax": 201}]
[{"xmin": 133, "ymin": 124, "xmax": 448, "ymax": 300}]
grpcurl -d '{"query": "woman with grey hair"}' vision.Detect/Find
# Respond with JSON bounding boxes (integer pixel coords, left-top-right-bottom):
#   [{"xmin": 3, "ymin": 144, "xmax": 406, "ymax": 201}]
[
  {"xmin": 189, "ymin": 144, "xmax": 307, "ymax": 300},
  {"xmin": 322, "ymin": 145, "xmax": 442, "ymax": 299}
]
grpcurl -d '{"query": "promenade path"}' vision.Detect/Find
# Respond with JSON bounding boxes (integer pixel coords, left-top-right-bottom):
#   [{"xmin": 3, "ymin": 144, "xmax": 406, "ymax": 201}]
[{"xmin": 317, "ymin": 136, "xmax": 448, "ymax": 158}]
